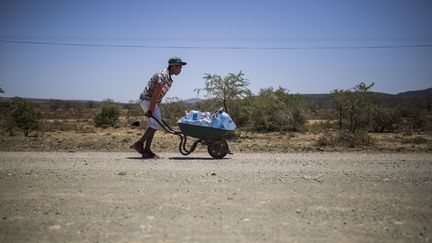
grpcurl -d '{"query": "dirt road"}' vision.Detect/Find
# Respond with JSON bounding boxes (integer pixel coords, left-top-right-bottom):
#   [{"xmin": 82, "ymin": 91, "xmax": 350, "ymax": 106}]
[{"xmin": 0, "ymin": 152, "xmax": 431, "ymax": 242}]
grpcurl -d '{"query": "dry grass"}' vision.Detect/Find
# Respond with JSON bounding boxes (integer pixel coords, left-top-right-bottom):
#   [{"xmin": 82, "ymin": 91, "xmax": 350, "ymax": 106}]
[
  {"xmin": 1, "ymin": 115, "xmax": 431, "ymax": 153},
  {"xmin": 1, "ymin": 126, "xmax": 431, "ymax": 153}
]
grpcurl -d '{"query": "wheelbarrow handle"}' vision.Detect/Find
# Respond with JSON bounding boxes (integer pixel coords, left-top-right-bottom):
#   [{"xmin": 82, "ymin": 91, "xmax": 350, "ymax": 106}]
[
  {"xmin": 148, "ymin": 115, "xmax": 198, "ymax": 156},
  {"xmin": 148, "ymin": 115, "xmax": 180, "ymax": 135}
]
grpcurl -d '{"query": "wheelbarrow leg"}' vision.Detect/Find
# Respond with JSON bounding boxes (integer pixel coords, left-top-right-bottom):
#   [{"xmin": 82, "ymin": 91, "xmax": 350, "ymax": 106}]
[{"xmin": 178, "ymin": 135, "xmax": 202, "ymax": 156}]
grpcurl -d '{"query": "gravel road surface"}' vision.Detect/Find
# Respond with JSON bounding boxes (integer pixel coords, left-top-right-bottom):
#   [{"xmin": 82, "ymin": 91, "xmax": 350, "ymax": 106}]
[{"xmin": 0, "ymin": 152, "xmax": 431, "ymax": 242}]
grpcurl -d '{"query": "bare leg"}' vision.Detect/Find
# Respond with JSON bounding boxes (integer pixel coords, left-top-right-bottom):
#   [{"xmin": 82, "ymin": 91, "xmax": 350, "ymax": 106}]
[
  {"xmin": 130, "ymin": 127, "xmax": 156, "ymax": 155},
  {"xmin": 143, "ymin": 128, "xmax": 156, "ymax": 151}
]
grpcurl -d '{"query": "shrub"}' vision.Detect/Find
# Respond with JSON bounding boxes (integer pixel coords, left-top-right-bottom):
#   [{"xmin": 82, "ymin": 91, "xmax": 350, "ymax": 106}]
[
  {"xmin": 316, "ymin": 131, "xmax": 335, "ymax": 147},
  {"xmin": 242, "ymin": 87, "xmax": 306, "ymax": 132},
  {"xmin": 317, "ymin": 130, "xmax": 373, "ymax": 148},
  {"xmin": 335, "ymin": 130, "xmax": 373, "ymax": 148},
  {"xmin": 370, "ymin": 106, "xmax": 401, "ymax": 132},
  {"xmin": 330, "ymin": 82, "xmax": 379, "ymax": 132},
  {"xmin": 7, "ymin": 97, "xmax": 42, "ymax": 136},
  {"xmin": 125, "ymin": 100, "xmax": 143, "ymax": 117},
  {"xmin": 401, "ymin": 136, "xmax": 428, "ymax": 145},
  {"xmin": 94, "ymin": 100, "xmax": 120, "ymax": 128}
]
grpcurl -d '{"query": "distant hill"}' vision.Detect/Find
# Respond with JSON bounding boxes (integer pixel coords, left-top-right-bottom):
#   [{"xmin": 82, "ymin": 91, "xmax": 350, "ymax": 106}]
[
  {"xmin": 1, "ymin": 87, "xmax": 430, "ymax": 108},
  {"xmin": 1, "ymin": 97, "xmax": 104, "ymax": 104},
  {"xmin": 182, "ymin": 98, "xmax": 203, "ymax": 104},
  {"xmin": 300, "ymin": 94, "xmax": 332, "ymax": 107},
  {"xmin": 395, "ymin": 88, "xmax": 432, "ymax": 99},
  {"xmin": 180, "ymin": 88, "xmax": 431, "ymax": 107},
  {"xmin": 299, "ymin": 87, "xmax": 432, "ymax": 108},
  {"xmin": 1, "ymin": 96, "xmax": 204, "ymax": 106}
]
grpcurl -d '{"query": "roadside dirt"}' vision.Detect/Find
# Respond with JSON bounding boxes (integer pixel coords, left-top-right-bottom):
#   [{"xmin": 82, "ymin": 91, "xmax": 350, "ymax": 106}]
[
  {"xmin": 1, "ymin": 152, "xmax": 431, "ymax": 242},
  {"xmin": 1, "ymin": 127, "xmax": 431, "ymax": 153}
]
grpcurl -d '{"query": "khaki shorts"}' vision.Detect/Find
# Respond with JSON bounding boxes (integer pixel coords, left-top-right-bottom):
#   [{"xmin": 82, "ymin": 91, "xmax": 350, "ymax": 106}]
[{"xmin": 139, "ymin": 100, "xmax": 162, "ymax": 130}]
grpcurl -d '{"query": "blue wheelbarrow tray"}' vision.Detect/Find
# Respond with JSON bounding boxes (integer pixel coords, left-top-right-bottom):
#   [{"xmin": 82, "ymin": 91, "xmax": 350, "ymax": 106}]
[
  {"xmin": 178, "ymin": 122, "xmax": 232, "ymax": 141},
  {"xmin": 147, "ymin": 115, "xmax": 232, "ymax": 158}
]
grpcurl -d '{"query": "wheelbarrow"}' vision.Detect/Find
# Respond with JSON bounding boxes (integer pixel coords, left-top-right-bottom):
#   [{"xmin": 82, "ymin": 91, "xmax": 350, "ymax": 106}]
[{"xmin": 149, "ymin": 115, "xmax": 232, "ymax": 159}]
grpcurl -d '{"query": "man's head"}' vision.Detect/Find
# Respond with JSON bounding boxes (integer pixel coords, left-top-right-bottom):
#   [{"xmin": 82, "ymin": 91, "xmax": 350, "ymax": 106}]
[{"xmin": 168, "ymin": 57, "xmax": 187, "ymax": 75}]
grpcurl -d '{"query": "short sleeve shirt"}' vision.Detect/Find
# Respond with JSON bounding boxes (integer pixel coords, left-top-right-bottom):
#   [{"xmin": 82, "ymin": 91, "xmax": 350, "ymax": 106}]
[{"xmin": 139, "ymin": 69, "xmax": 173, "ymax": 103}]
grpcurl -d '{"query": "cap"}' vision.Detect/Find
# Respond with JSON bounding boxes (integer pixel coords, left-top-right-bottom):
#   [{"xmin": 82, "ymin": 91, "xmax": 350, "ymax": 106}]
[{"xmin": 168, "ymin": 57, "xmax": 187, "ymax": 66}]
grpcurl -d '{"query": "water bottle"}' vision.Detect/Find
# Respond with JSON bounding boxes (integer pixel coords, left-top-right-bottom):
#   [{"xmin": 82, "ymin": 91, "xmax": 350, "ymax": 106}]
[
  {"xmin": 211, "ymin": 116, "xmax": 224, "ymax": 129},
  {"xmin": 220, "ymin": 112, "xmax": 236, "ymax": 130},
  {"xmin": 180, "ymin": 110, "xmax": 193, "ymax": 124},
  {"xmin": 190, "ymin": 110, "xmax": 199, "ymax": 120},
  {"xmin": 199, "ymin": 111, "xmax": 212, "ymax": 126}
]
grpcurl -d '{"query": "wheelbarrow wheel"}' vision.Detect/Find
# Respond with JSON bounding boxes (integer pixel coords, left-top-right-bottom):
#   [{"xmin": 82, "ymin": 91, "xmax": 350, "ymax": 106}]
[{"xmin": 208, "ymin": 139, "xmax": 229, "ymax": 159}]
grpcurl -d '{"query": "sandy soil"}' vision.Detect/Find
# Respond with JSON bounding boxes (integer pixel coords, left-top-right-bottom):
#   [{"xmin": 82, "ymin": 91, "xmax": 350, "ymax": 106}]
[
  {"xmin": 1, "ymin": 128, "xmax": 431, "ymax": 153},
  {"xmin": 0, "ymin": 152, "xmax": 431, "ymax": 242}
]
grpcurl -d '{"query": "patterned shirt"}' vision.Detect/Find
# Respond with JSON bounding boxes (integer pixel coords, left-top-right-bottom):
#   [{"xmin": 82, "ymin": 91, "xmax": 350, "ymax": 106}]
[{"xmin": 139, "ymin": 69, "xmax": 173, "ymax": 103}]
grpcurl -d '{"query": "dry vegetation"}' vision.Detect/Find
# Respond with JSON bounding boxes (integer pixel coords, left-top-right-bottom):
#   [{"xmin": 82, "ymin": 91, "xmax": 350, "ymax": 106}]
[
  {"xmin": 1, "ymin": 85, "xmax": 431, "ymax": 154},
  {"xmin": 0, "ymin": 105, "xmax": 431, "ymax": 153}
]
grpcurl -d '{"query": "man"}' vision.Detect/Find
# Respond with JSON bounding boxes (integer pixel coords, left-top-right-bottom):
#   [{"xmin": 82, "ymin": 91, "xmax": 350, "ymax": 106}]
[{"xmin": 130, "ymin": 57, "xmax": 187, "ymax": 158}]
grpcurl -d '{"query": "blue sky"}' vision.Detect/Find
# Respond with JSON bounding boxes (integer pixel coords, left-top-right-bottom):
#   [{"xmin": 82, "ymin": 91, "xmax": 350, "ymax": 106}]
[{"xmin": 0, "ymin": 0, "xmax": 431, "ymax": 102}]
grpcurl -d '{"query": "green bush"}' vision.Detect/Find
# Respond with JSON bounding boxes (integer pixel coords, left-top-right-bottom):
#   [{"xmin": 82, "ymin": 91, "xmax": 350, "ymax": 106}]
[
  {"xmin": 370, "ymin": 106, "xmax": 401, "ymax": 132},
  {"xmin": 124, "ymin": 100, "xmax": 143, "ymax": 117},
  {"xmin": 240, "ymin": 87, "xmax": 306, "ymax": 132},
  {"xmin": 7, "ymin": 97, "xmax": 41, "ymax": 136},
  {"xmin": 330, "ymin": 82, "xmax": 379, "ymax": 132},
  {"xmin": 94, "ymin": 101, "xmax": 120, "ymax": 128}
]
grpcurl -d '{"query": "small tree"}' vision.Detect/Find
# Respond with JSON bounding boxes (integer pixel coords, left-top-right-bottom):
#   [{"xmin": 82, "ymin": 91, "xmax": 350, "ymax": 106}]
[
  {"xmin": 94, "ymin": 100, "xmax": 120, "ymax": 128},
  {"xmin": 330, "ymin": 82, "xmax": 377, "ymax": 133},
  {"xmin": 370, "ymin": 106, "xmax": 401, "ymax": 132},
  {"xmin": 194, "ymin": 71, "xmax": 251, "ymax": 113},
  {"xmin": 7, "ymin": 97, "xmax": 41, "ymax": 136},
  {"xmin": 325, "ymin": 82, "xmax": 378, "ymax": 148},
  {"xmin": 243, "ymin": 87, "xmax": 306, "ymax": 132},
  {"xmin": 330, "ymin": 89, "xmax": 347, "ymax": 129}
]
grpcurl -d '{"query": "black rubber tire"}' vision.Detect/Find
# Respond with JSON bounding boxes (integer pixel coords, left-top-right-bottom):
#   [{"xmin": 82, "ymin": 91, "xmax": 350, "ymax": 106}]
[{"xmin": 207, "ymin": 140, "xmax": 229, "ymax": 159}]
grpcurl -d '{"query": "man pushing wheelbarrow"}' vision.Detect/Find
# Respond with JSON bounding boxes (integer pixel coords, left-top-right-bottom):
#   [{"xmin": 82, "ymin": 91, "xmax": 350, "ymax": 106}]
[
  {"xmin": 130, "ymin": 57, "xmax": 187, "ymax": 159},
  {"xmin": 130, "ymin": 57, "xmax": 235, "ymax": 159}
]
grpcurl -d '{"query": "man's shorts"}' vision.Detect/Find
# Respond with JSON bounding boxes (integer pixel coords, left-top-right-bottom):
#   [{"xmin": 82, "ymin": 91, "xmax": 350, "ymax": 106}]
[{"xmin": 139, "ymin": 99, "xmax": 162, "ymax": 130}]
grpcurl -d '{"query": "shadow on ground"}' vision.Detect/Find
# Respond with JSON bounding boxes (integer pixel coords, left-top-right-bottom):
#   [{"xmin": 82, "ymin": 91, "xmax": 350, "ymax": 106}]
[{"xmin": 126, "ymin": 156, "xmax": 230, "ymax": 161}]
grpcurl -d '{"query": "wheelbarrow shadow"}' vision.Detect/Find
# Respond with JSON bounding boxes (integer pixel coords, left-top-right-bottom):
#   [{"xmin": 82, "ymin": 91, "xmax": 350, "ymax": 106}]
[
  {"xmin": 126, "ymin": 156, "xmax": 231, "ymax": 161},
  {"xmin": 168, "ymin": 156, "xmax": 231, "ymax": 160}
]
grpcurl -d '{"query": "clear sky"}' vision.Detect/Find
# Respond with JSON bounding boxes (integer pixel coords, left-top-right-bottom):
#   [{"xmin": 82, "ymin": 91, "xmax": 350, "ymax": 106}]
[{"xmin": 1, "ymin": 0, "xmax": 431, "ymax": 103}]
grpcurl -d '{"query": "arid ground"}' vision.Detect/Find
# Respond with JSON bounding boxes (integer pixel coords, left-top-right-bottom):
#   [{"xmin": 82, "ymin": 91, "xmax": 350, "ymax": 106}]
[
  {"xmin": 0, "ymin": 151, "xmax": 431, "ymax": 242},
  {"xmin": 1, "ymin": 126, "xmax": 431, "ymax": 153}
]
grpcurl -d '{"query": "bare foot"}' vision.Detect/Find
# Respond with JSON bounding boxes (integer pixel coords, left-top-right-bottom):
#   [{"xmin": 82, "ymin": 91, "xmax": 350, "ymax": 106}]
[
  {"xmin": 141, "ymin": 152, "xmax": 156, "ymax": 159},
  {"xmin": 130, "ymin": 142, "xmax": 144, "ymax": 155},
  {"xmin": 145, "ymin": 150, "xmax": 161, "ymax": 159}
]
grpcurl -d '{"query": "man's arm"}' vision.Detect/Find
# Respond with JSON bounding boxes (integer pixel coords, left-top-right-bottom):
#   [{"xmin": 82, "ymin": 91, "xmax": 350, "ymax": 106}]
[{"xmin": 146, "ymin": 83, "xmax": 163, "ymax": 117}]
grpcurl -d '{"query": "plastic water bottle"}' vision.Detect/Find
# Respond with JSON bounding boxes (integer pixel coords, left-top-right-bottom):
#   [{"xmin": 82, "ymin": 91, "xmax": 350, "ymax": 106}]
[
  {"xmin": 220, "ymin": 112, "xmax": 236, "ymax": 130},
  {"xmin": 178, "ymin": 109, "xmax": 235, "ymax": 130},
  {"xmin": 180, "ymin": 111, "xmax": 192, "ymax": 124},
  {"xmin": 190, "ymin": 110, "xmax": 199, "ymax": 120},
  {"xmin": 198, "ymin": 112, "xmax": 210, "ymax": 127},
  {"xmin": 211, "ymin": 116, "xmax": 224, "ymax": 129}
]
